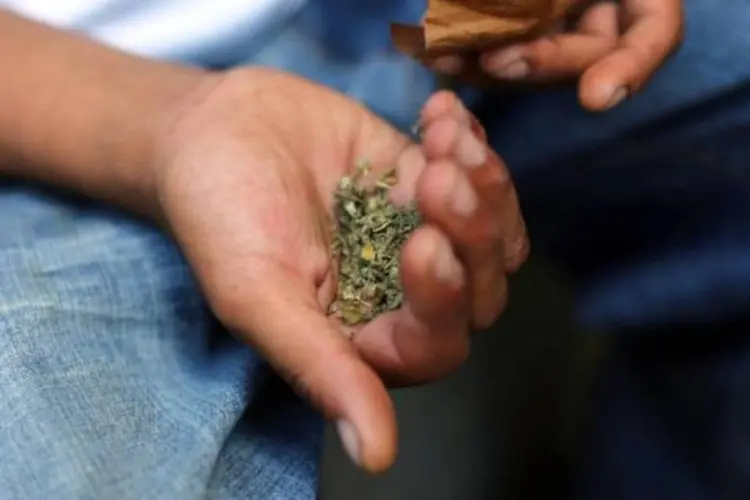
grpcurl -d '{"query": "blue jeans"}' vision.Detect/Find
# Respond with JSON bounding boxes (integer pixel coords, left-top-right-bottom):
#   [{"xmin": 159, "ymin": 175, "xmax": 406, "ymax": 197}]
[
  {"xmin": 2, "ymin": 0, "xmax": 750, "ymax": 498},
  {"xmin": 0, "ymin": 189, "xmax": 321, "ymax": 499}
]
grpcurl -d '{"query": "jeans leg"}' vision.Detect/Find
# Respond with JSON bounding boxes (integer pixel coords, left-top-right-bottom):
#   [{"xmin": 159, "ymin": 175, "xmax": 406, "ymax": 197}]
[
  {"xmin": 496, "ymin": 119, "xmax": 750, "ymax": 497},
  {"xmin": 576, "ymin": 322, "xmax": 750, "ymax": 500},
  {"xmin": 472, "ymin": 0, "xmax": 750, "ymax": 497},
  {"xmin": 0, "ymin": 187, "xmax": 321, "ymax": 500}
]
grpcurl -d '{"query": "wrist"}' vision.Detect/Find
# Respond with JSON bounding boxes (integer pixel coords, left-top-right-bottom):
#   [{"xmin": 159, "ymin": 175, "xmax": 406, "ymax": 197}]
[
  {"xmin": 149, "ymin": 67, "xmax": 271, "ymax": 224},
  {"xmin": 0, "ymin": 11, "xmax": 222, "ymax": 221},
  {"xmin": 122, "ymin": 67, "xmax": 225, "ymax": 223}
]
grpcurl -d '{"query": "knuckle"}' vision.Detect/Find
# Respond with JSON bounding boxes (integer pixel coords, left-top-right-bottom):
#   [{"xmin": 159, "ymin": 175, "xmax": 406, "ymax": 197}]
[{"xmin": 462, "ymin": 222, "xmax": 501, "ymax": 252}]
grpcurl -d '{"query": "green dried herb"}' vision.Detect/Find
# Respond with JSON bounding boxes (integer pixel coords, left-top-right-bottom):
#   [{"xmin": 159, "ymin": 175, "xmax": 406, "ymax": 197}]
[{"xmin": 329, "ymin": 160, "xmax": 420, "ymax": 326}]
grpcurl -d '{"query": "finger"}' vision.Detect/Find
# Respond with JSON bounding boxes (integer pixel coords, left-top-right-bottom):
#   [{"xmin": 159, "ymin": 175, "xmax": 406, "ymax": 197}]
[
  {"xmin": 580, "ymin": 0, "xmax": 683, "ymax": 110},
  {"xmin": 479, "ymin": 148, "xmax": 529, "ymax": 272},
  {"xmin": 392, "ymin": 89, "xmax": 477, "ymax": 206},
  {"xmin": 420, "ymin": 97, "xmax": 529, "ymax": 272},
  {"xmin": 216, "ymin": 269, "xmax": 396, "ymax": 473},
  {"xmin": 419, "ymin": 90, "xmax": 472, "ymax": 133},
  {"xmin": 354, "ymin": 225, "xmax": 469, "ymax": 385},
  {"xmin": 390, "ymin": 143, "xmax": 427, "ymax": 207},
  {"xmin": 389, "ymin": 90, "xmax": 471, "ymax": 205},
  {"xmin": 480, "ymin": 2, "xmax": 619, "ymax": 81},
  {"xmin": 419, "ymin": 92, "xmax": 527, "ymax": 326},
  {"xmin": 426, "ymin": 54, "xmax": 467, "ymax": 76},
  {"xmin": 415, "ymin": 156, "xmax": 509, "ymax": 329}
]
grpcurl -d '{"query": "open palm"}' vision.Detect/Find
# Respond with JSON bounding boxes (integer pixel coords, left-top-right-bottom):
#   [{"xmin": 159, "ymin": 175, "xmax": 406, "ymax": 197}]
[{"xmin": 155, "ymin": 68, "xmax": 528, "ymax": 472}]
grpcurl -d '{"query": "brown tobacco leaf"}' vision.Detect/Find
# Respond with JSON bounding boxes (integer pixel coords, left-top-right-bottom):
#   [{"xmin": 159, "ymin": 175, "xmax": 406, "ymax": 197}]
[
  {"xmin": 391, "ymin": 0, "xmax": 580, "ymax": 84},
  {"xmin": 329, "ymin": 160, "xmax": 421, "ymax": 326}
]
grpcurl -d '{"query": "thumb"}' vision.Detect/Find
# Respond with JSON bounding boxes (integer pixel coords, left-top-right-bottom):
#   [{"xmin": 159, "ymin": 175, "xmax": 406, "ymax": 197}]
[{"xmin": 229, "ymin": 268, "xmax": 397, "ymax": 473}]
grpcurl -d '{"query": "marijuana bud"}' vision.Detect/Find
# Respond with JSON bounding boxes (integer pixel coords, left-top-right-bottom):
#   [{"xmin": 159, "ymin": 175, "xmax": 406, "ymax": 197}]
[{"xmin": 329, "ymin": 160, "xmax": 420, "ymax": 326}]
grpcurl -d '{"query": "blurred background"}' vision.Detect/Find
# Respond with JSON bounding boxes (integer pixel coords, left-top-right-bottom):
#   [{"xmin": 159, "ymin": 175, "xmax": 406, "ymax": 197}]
[{"xmin": 319, "ymin": 257, "xmax": 607, "ymax": 500}]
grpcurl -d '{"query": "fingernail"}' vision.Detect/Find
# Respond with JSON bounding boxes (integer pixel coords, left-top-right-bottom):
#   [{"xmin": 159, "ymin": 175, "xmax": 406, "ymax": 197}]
[
  {"xmin": 605, "ymin": 86, "xmax": 628, "ymax": 109},
  {"xmin": 432, "ymin": 240, "xmax": 462, "ymax": 284},
  {"xmin": 483, "ymin": 46, "xmax": 523, "ymax": 71},
  {"xmin": 455, "ymin": 128, "xmax": 487, "ymax": 168},
  {"xmin": 483, "ymin": 47, "xmax": 529, "ymax": 80},
  {"xmin": 431, "ymin": 55, "xmax": 463, "ymax": 75},
  {"xmin": 336, "ymin": 420, "xmax": 361, "ymax": 466},
  {"xmin": 451, "ymin": 173, "xmax": 479, "ymax": 217},
  {"xmin": 493, "ymin": 60, "xmax": 530, "ymax": 80}
]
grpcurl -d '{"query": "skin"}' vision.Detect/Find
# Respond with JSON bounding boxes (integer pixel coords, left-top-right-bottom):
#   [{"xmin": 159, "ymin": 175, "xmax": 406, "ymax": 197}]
[
  {"xmin": 431, "ymin": 0, "xmax": 684, "ymax": 111},
  {"xmin": 0, "ymin": 11, "xmax": 527, "ymax": 474}
]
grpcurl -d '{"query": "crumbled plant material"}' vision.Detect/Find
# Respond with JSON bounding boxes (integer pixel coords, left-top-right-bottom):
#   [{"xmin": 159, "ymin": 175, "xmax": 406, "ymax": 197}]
[{"xmin": 329, "ymin": 160, "xmax": 420, "ymax": 326}]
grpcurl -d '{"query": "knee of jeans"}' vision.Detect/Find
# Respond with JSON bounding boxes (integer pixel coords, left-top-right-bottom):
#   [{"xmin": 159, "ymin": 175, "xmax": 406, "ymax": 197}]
[
  {"xmin": 0, "ymin": 213, "xmax": 208, "ymax": 360},
  {"xmin": 5, "ymin": 218, "xmax": 189, "ymax": 305}
]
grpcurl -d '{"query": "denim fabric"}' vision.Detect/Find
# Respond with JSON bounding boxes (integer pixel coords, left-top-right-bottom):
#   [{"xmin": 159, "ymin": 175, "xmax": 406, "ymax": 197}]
[
  {"xmin": 576, "ymin": 320, "xmax": 750, "ymax": 500},
  {"xmin": 2, "ymin": 0, "xmax": 750, "ymax": 498},
  {"xmin": 480, "ymin": 1, "xmax": 750, "ymax": 497},
  {"xmin": 0, "ymin": 189, "xmax": 321, "ymax": 499}
]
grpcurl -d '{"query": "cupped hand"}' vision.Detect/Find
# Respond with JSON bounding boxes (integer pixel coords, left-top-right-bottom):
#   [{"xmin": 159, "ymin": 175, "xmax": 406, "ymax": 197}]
[
  {"xmin": 433, "ymin": 0, "xmax": 683, "ymax": 111},
  {"xmin": 154, "ymin": 69, "xmax": 528, "ymax": 473}
]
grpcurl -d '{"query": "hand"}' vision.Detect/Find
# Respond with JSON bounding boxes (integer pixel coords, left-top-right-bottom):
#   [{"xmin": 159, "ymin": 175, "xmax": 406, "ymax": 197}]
[
  {"xmin": 154, "ymin": 68, "xmax": 528, "ymax": 473},
  {"xmin": 434, "ymin": 0, "xmax": 683, "ymax": 111}
]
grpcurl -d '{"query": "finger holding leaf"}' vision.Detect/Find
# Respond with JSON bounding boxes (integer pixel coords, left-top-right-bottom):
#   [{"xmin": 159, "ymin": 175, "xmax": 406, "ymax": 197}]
[{"xmin": 392, "ymin": 0, "xmax": 684, "ymax": 110}]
